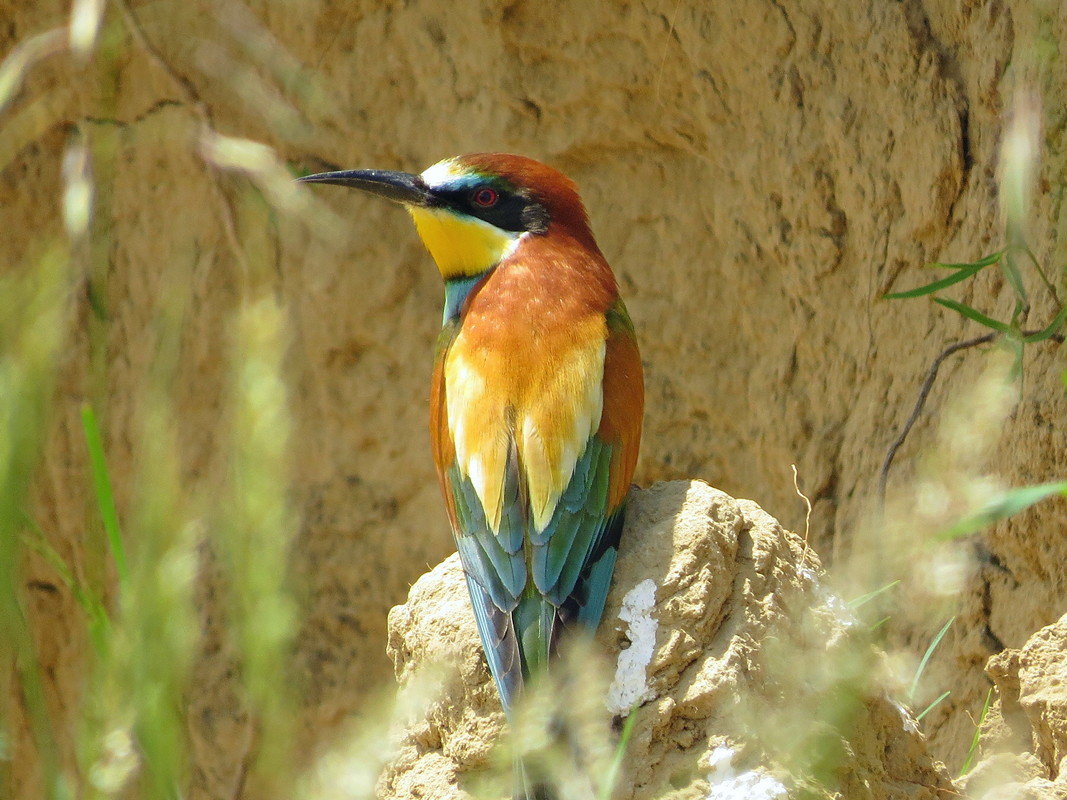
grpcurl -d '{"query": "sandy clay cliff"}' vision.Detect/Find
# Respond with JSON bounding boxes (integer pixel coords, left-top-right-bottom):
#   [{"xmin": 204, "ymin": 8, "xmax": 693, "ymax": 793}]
[{"xmin": 1, "ymin": 0, "xmax": 1065, "ymax": 797}]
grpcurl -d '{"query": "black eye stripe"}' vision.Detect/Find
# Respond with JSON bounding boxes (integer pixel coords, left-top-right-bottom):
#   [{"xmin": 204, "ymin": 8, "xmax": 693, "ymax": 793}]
[{"xmin": 432, "ymin": 184, "xmax": 548, "ymax": 234}]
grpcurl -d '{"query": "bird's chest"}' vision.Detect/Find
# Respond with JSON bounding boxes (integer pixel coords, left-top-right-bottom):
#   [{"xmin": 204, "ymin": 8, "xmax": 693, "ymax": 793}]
[{"xmin": 445, "ymin": 297, "xmax": 601, "ymax": 424}]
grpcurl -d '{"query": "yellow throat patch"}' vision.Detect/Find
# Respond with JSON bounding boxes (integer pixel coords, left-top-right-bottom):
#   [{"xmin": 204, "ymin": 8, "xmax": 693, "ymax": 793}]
[{"xmin": 408, "ymin": 206, "xmax": 519, "ymax": 279}]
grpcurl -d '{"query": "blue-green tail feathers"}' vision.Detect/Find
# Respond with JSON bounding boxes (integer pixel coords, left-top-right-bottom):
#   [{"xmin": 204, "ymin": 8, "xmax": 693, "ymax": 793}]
[
  {"xmin": 449, "ymin": 437, "xmax": 628, "ymax": 800},
  {"xmin": 451, "ymin": 436, "xmax": 626, "ymax": 718},
  {"xmin": 463, "ymin": 574, "xmax": 522, "ymax": 715},
  {"xmin": 571, "ymin": 527, "xmax": 620, "ymax": 629}
]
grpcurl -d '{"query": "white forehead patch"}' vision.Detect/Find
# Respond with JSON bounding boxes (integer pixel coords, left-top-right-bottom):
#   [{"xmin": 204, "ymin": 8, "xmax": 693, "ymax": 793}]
[{"xmin": 420, "ymin": 158, "xmax": 464, "ymax": 189}]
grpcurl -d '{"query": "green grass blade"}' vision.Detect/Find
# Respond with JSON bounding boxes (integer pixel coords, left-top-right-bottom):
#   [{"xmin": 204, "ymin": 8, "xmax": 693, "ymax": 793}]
[
  {"xmin": 847, "ymin": 580, "xmax": 900, "ymax": 608},
  {"xmin": 998, "ymin": 251, "xmax": 1028, "ymax": 310},
  {"xmin": 930, "ymin": 251, "xmax": 1003, "ymax": 270},
  {"xmin": 932, "ymin": 298, "xmax": 1012, "ymax": 333},
  {"xmin": 1022, "ymin": 246, "xmax": 1060, "ymax": 300},
  {"xmin": 959, "ymin": 688, "xmax": 994, "ymax": 777},
  {"xmin": 883, "ymin": 263, "xmax": 987, "ymax": 300},
  {"xmin": 915, "ymin": 690, "xmax": 951, "ymax": 722},
  {"xmin": 1024, "ymin": 305, "xmax": 1067, "ymax": 343},
  {"xmin": 600, "ymin": 704, "xmax": 640, "ymax": 800},
  {"xmin": 80, "ymin": 403, "xmax": 128, "ymax": 586},
  {"xmin": 908, "ymin": 616, "xmax": 954, "ymax": 702},
  {"xmin": 19, "ymin": 519, "xmax": 111, "ymax": 655},
  {"xmin": 938, "ymin": 481, "xmax": 1067, "ymax": 539}
]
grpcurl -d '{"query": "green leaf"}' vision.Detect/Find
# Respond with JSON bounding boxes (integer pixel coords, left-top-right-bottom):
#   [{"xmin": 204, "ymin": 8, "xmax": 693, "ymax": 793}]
[
  {"xmin": 939, "ymin": 481, "xmax": 1067, "ymax": 540},
  {"xmin": 883, "ymin": 263, "xmax": 988, "ymax": 300},
  {"xmin": 932, "ymin": 298, "xmax": 1012, "ymax": 332},
  {"xmin": 80, "ymin": 403, "xmax": 129, "ymax": 586},
  {"xmin": 1024, "ymin": 305, "xmax": 1067, "ymax": 343},
  {"xmin": 930, "ymin": 251, "xmax": 1004, "ymax": 270},
  {"xmin": 848, "ymin": 579, "xmax": 901, "ymax": 608},
  {"xmin": 1022, "ymin": 246, "xmax": 1060, "ymax": 300},
  {"xmin": 999, "ymin": 251, "xmax": 1028, "ymax": 310},
  {"xmin": 909, "ymin": 616, "xmax": 954, "ymax": 702},
  {"xmin": 959, "ymin": 688, "xmax": 994, "ymax": 777},
  {"xmin": 915, "ymin": 690, "xmax": 951, "ymax": 722}
]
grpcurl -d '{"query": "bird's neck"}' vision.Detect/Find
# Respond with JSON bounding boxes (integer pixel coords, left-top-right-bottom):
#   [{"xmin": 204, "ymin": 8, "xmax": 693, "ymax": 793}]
[{"xmin": 442, "ymin": 270, "xmax": 492, "ymax": 323}]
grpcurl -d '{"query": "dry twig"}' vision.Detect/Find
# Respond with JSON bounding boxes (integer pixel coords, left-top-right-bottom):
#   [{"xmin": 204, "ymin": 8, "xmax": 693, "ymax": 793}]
[{"xmin": 879, "ymin": 328, "xmax": 1064, "ymax": 498}]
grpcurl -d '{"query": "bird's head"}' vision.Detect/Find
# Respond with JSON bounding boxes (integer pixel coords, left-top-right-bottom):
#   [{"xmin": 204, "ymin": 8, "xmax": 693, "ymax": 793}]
[{"xmin": 299, "ymin": 153, "xmax": 597, "ymax": 279}]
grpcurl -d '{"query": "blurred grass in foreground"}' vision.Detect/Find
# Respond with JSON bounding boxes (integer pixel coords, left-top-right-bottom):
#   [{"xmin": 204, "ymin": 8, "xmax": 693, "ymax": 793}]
[{"xmin": 1, "ymin": 245, "xmax": 75, "ymax": 800}]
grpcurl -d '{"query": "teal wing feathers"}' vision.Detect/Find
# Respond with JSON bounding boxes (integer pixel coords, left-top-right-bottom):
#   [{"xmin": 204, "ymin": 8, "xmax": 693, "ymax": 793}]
[
  {"xmin": 443, "ymin": 433, "xmax": 627, "ymax": 712},
  {"xmin": 449, "ymin": 457, "xmax": 526, "ymax": 607},
  {"xmin": 531, "ymin": 436, "xmax": 616, "ymax": 607},
  {"xmin": 444, "ymin": 445, "xmax": 527, "ymax": 713}
]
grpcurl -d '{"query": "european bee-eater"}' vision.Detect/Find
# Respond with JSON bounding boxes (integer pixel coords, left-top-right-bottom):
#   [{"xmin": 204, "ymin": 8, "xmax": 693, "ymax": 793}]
[{"xmin": 299, "ymin": 154, "xmax": 643, "ymax": 793}]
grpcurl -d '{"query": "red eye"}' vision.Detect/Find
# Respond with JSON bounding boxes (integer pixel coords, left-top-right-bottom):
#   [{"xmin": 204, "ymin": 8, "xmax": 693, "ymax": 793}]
[{"xmin": 472, "ymin": 187, "xmax": 498, "ymax": 207}]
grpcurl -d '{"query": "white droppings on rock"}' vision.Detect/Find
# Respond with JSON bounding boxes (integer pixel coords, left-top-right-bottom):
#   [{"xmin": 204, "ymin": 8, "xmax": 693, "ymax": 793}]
[
  {"xmin": 605, "ymin": 578, "xmax": 658, "ymax": 715},
  {"xmin": 705, "ymin": 746, "xmax": 735, "ymax": 774},
  {"xmin": 705, "ymin": 745, "xmax": 788, "ymax": 800}
]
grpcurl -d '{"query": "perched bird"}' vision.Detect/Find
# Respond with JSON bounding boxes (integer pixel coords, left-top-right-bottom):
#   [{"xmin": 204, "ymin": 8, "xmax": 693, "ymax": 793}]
[{"xmin": 299, "ymin": 154, "xmax": 643, "ymax": 793}]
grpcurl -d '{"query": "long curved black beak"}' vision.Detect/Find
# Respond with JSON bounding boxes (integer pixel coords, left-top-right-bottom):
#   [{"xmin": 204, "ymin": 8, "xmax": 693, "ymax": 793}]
[{"xmin": 297, "ymin": 169, "xmax": 434, "ymax": 206}]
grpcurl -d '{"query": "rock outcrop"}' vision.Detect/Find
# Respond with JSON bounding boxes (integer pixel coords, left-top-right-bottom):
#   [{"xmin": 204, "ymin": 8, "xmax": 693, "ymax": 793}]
[
  {"xmin": 964, "ymin": 613, "xmax": 1067, "ymax": 800},
  {"xmin": 381, "ymin": 481, "xmax": 953, "ymax": 799}
]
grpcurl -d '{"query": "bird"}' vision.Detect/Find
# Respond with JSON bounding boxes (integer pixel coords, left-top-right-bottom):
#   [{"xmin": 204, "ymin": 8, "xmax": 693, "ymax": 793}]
[{"xmin": 299, "ymin": 153, "xmax": 643, "ymax": 796}]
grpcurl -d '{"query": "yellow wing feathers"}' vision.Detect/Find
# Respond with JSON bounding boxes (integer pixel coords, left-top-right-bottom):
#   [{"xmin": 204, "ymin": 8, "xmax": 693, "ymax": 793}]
[{"xmin": 443, "ymin": 315, "xmax": 607, "ymax": 532}]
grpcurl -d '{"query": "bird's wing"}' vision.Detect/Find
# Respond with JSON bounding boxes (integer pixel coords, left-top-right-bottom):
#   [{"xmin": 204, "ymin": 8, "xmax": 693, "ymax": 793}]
[
  {"xmin": 597, "ymin": 300, "xmax": 644, "ymax": 513},
  {"xmin": 430, "ymin": 324, "xmax": 526, "ymax": 712},
  {"xmin": 530, "ymin": 299, "xmax": 644, "ymax": 630}
]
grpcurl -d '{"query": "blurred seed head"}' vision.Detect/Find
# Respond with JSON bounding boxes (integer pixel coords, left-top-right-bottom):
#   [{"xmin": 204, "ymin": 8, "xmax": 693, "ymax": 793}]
[
  {"xmin": 922, "ymin": 544, "xmax": 970, "ymax": 597},
  {"xmin": 200, "ymin": 131, "xmax": 346, "ymax": 243},
  {"xmin": 999, "ymin": 89, "xmax": 1041, "ymax": 247},
  {"xmin": 69, "ymin": 0, "xmax": 106, "ymax": 60},
  {"xmin": 939, "ymin": 354, "xmax": 1015, "ymax": 468},
  {"xmin": 88, "ymin": 726, "xmax": 138, "ymax": 794},
  {"xmin": 0, "ymin": 28, "xmax": 65, "ymax": 116},
  {"xmin": 195, "ymin": 39, "xmax": 310, "ymax": 138},
  {"xmin": 501, "ymin": 639, "xmax": 616, "ymax": 800},
  {"xmin": 62, "ymin": 136, "xmax": 93, "ymax": 239},
  {"xmin": 201, "ymin": 132, "xmax": 305, "ymax": 214},
  {"xmin": 298, "ymin": 668, "xmax": 447, "ymax": 800}
]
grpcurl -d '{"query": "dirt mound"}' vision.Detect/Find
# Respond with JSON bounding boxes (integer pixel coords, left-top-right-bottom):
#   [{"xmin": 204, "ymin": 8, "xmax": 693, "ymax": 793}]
[
  {"xmin": 381, "ymin": 481, "xmax": 953, "ymax": 799},
  {"xmin": 964, "ymin": 613, "xmax": 1067, "ymax": 800}
]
